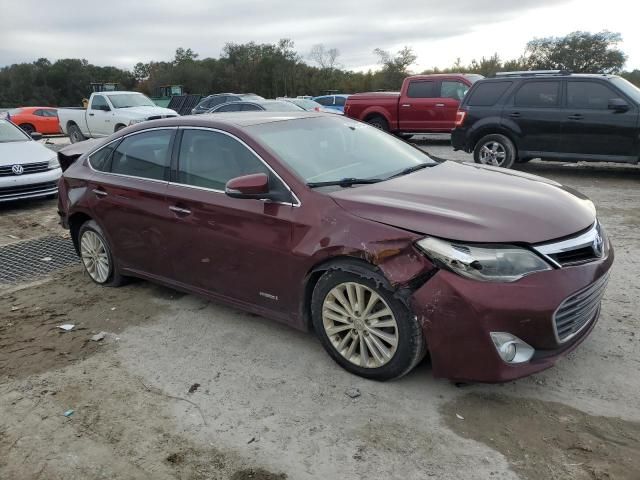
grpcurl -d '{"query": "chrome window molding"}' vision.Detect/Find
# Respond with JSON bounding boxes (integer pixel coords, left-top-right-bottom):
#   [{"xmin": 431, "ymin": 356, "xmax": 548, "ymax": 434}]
[{"xmin": 533, "ymin": 222, "xmax": 603, "ymax": 268}]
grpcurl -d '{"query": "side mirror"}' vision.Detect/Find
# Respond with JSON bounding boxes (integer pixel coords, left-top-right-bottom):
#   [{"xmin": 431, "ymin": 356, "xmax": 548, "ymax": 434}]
[
  {"xmin": 608, "ymin": 98, "xmax": 629, "ymax": 112},
  {"xmin": 30, "ymin": 132, "xmax": 43, "ymax": 141},
  {"xmin": 225, "ymin": 173, "xmax": 271, "ymax": 200}
]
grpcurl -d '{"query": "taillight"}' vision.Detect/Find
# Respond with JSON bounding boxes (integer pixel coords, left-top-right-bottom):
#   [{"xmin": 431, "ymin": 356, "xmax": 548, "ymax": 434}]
[
  {"xmin": 314, "ymin": 107, "xmax": 321, "ymax": 112},
  {"xmin": 455, "ymin": 110, "xmax": 467, "ymax": 127}
]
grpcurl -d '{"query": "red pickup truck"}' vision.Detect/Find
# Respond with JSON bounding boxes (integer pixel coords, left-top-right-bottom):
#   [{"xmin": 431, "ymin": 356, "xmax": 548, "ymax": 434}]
[{"xmin": 344, "ymin": 74, "xmax": 483, "ymax": 136}]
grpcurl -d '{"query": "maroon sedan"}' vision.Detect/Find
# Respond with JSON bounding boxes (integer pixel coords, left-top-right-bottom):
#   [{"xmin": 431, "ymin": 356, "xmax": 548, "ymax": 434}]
[{"xmin": 57, "ymin": 113, "xmax": 613, "ymax": 382}]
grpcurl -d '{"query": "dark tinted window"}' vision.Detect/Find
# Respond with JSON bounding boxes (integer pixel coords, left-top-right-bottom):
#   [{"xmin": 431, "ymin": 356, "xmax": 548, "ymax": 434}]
[
  {"xmin": 241, "ymin": 103, "xmax": 262, "ymax": 111},
  {"xmin": 567, "ymin": 81, "xmax": 619, "ymax": 110},
  {"xmin": 407, "ymin": 81, "xmax": 435, "ymax": 98},
  {"xmin": 110, "ymin": 130, "xmax": 172, "ymax": 180},
  {"xmin": 42, "ymin": 109, "xmax": 58, "ymax": 117},
  {"xmin": 514, "ymin": 81, "xmax": 560, "ymax": 107},
  {"xmin": 177, "ymin": 130, "xmax": 269, "ymax": 190},
  {"xmin": 90, "ymin": 95, "xmax": 108, "ymax": 110},
  {"xmin": 334, "ymin": 96, "xmax": 347, "ymax": 106},
  {"xmin": 467, "ymin": 81, "xmax": 512, "ymax": 106},
  {"xmin": 315, "ymin": 96, "xmax": 333, "ymax": 106},
  {"xmin": 440, "ymin": 81, "xmax": 469, "ymax": 100},
  {"xmin": 88, "ymin": 143, "xmax": 117, "ymax": 172},
  {"xmin": 215, "ymin": 103, "xmax": 243, "ymax": 112}
]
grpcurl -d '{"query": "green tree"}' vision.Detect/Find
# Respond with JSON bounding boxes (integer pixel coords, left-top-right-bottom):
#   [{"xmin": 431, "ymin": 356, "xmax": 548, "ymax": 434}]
[{"xmin": 526, "ymin": 31, "xmax": 626, "ymax": 73}]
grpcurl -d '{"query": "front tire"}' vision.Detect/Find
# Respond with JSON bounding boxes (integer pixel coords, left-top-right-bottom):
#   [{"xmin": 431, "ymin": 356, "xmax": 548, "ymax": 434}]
[
  {"xmin": 311, "ymin": 269, "xmax": 425, "ymax": 381},
  {"xmin": 473, "ymin": 134, "xmax": 516, "ymax": 169},
  {"xmin": 68, "ymin": 124, "xmax": 86, "ymax": 144},
  {"xmin": 78, "ymin": 220, "xmax": 125, "ymax": 287}
]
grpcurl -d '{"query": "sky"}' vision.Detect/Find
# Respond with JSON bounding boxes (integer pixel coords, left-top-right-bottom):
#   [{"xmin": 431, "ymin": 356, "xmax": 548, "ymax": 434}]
[{"xmin": 0, "ymin": 0, "xmax": 638, "ymax": 72}]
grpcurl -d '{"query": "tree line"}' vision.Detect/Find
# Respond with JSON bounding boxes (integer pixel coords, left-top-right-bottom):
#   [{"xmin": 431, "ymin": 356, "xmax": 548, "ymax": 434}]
[{"xmin": 0, "ymin": 31, "xmax": 638, "ymax": 108}]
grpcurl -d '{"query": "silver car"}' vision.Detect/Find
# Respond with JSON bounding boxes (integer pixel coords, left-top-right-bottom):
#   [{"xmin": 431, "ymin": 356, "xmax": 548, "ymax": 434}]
[{"xmin": 0, "ymin": 119, "xmax": 61, "ymax": 202}]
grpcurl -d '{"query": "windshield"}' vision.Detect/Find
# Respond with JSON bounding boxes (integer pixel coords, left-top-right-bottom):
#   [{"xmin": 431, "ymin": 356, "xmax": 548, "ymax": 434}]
[
  {"xmin": 610, "ymin": 77, "xmax": 640, "ymax": 104},
  {"xmin": 262, "ymin": 101, "xmax": 305, "ymax": 112},
  {"xmin": 248, "ymin": 116, "xmax": 436, "ymax": 184},
  {"xmin": 107, "ymin": 93, "xmax": 156, "ymax": 108},
  {"xmin": 0, "ymin": 119, "xmax": 30, "ymax": 142}
]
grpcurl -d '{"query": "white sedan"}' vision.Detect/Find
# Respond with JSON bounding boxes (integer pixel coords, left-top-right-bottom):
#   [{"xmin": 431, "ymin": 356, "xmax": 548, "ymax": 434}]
[{"xmin": 0, "ymin": 119, "xmax": 61, "ymax": 202}]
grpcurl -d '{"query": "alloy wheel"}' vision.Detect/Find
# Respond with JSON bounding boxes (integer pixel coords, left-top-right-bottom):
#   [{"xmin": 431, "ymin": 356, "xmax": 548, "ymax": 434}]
[
  {"xmin": 478, "ymin": 141, "xmax": 507, "ymax": 166},
  {"xmin": 322, "ymin": 282, "xmax": 399, "ymax": 368},
  {"xmin": 80, "ymin": 230, "xmax": 110, "ymax": 283}
]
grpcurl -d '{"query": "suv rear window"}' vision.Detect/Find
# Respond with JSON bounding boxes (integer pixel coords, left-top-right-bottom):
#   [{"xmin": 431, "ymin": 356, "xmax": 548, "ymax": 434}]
[
  {"xmin": 466, "ymin": 81, "xmax": 513, "ymax": 106},
  {"xmin": 514, "ymin": 81, "xmax": 560, "ymax": 107}
]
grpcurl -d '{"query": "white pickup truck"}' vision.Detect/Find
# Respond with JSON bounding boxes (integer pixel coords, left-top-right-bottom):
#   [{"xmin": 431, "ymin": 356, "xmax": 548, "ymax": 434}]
[{"xmin": 58, "ymin": 91, "xmax": 179, "ymax": 143}]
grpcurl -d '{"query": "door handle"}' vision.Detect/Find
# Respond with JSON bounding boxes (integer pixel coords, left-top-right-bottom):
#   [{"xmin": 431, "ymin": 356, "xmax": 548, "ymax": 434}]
[
  {"xmin": 435, "ymin": 103, "xmax": 445, "ymax": 107},
  {"xmin": 92, "ymin": 188, "xmax": 108, "ymax": 197},
  {"xmin": 401, "ymin": 104, "xmax": 412, "ymax": 108},
  {"xmin": 508, "ymin": 112, "xmax": 521, "ymax": 118},
  {"xmin": 169, "ymin": 205, "xmax": 191, "ymax": 215},
  {"xmin": 567, "ymin": 114, "xmax": 583, "ymax": 120},
  {"xmin": 88, "ymin": 113, "xmax": 95, "ymax": 116}
]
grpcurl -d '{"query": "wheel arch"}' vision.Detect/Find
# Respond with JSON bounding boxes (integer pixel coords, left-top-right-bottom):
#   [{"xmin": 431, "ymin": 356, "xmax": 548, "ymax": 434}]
[
  {"xmin": 68, "ymin": 211, "xmax": 93, "ymax": 254},
  {"xmin": 362, "ymin": 108, "xmax": 392, "ymax": 127}
]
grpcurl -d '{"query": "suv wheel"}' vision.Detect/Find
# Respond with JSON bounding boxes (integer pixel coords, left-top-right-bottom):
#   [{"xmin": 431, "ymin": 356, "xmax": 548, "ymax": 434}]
[
  {"xmin": 474, "ymin": 134, "xmax": 516, "ymax": 169},
  {"xmin": 311, "ymin": 269, "xmax": 426, "ymax": 381}
]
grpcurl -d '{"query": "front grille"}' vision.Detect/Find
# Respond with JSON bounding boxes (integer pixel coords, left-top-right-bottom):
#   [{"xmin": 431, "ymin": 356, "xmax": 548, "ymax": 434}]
[
  {"xmin": 0, "ymin": 161, "xmax": 49, "ymax": 176},
  {"xmin": 0, "ymin": 181, "xmax": 58, "ymax": 200},
  {"xmin": 553, "ymin": 273, "xmax": 609, "ymax": 343},
  {"xmin": 548, "ymin": 246, "xmax": 599, "ymax": 266}
]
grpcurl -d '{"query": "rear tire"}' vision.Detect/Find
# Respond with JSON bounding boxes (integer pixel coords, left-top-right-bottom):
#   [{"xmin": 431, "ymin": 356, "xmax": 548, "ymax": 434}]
[
  {"xmin": 78, "ymin": 220, "xmax": 125, "ymax": 287},
  {"xmin": 366, "ymin": 115, "xmax": 389, "ymax": 132},
  {"xmin": 473, "ymin": 134, "xmax": 516, "ymax": 169},
  {"xmin": 19, "ymin": 124, "xmax": 35, "ymax": 135},
  {"xmin": 397, "ymin": 133, "xmax": 414, "ymax": 141},
  {"xmin": 311, "ymin": 268, "xmax": 426, "ymax": 381},
  {"xmin": 68, "ymin": 124, "xmax": 86, "ymax": 144}
]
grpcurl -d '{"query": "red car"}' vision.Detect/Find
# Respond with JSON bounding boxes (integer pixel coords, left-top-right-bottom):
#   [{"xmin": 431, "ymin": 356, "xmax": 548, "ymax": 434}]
[
  {"xmin": 8, "ymin": 107, "xmax": 61, "ymax": 135},
  {"xmin": 57, "ymin": 113, "xmax": 613, "ymax": 382},
  {"xmin": 344, "ymin": 74, "xmax": 483, "ymax": 136}
]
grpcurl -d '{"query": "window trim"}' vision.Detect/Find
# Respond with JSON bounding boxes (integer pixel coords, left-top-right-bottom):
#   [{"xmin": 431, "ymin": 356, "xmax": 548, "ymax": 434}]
[
  {"xmin": 85, "ymin": 127, "xmax": 177, "ymax": 184},
  {"xmin": 512, "ymin": 79, "xmax": 562, "ymax": 108},
  {"xmin": 171, "ymin": 126, "xmax": 301, "ymax": 207}
]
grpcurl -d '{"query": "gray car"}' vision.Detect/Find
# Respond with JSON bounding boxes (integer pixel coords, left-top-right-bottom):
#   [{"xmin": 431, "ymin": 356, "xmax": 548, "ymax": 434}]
[
  {"xmin": 207, "ymin": 99, "xmax": 305, "ymax": 113},
  {"xmin": 0, "ymin": 119, "xmax": 61, "ymax": 202}
]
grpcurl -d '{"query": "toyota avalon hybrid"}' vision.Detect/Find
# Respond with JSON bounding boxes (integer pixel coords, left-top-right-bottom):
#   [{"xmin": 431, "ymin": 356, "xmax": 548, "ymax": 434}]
[{"xmin": 57, "ymin": 112, "xmax": 613, "ymax": 382}]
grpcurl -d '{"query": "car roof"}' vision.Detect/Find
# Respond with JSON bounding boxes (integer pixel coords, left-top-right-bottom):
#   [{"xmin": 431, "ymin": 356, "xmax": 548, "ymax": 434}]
[
  {"xmin": 16, "ymin": 106, "xmax": 56, "ymax": 111},
  {"xmin": 94, "ymin": 91, "xmax": 145, "ymax": 95},
  {"xmin": 481, "ymin": 73, "xmax": 618, "ymax": 82},
  {"xmin": 134, "ymin": 111, "xmax": 325, "ymax": 129}
]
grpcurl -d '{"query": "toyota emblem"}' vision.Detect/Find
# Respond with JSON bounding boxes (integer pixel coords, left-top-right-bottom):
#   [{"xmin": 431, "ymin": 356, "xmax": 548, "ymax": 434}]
[{"xmin": 11, "ymin": 164, "xmax": 24, "ymax": 175}]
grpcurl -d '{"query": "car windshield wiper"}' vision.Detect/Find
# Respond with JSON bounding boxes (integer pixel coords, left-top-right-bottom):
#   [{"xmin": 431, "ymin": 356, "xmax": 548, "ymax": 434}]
[
  {"xmin": 306, "ymin": 177, "xmax": 383, "ymax": 188},
  {"xmin": 387, "ymin": 163, "xmax": 431, "ymax": 180}
]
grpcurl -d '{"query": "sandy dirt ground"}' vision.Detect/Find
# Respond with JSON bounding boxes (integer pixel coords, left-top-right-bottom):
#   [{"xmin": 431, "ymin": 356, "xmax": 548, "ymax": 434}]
[{"xmin": 1, "ymin": 138, "xmax": 639, "ymax": 479}]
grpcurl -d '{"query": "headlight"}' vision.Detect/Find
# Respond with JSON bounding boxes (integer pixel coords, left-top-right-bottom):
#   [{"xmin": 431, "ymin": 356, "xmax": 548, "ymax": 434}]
[
  {"xmin": 48, "ymin": 156, "xmax": 60, "ymax": 170},
  {"xmin": 128, "ymin": 119, "xmax": 145, "ymax": 126},
  {"xmin": 415, "ymin": 236, "xmax": 552, "ymax": 282}
]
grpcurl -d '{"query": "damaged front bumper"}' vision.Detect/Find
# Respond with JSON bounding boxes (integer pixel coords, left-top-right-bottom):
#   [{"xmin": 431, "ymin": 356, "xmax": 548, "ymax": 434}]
[{"xmin": 409, "ymin": 244, "xmax": 614, "ymax": 383}]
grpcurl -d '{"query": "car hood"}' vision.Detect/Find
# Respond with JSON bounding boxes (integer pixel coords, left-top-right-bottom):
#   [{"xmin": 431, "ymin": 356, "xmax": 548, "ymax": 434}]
[
  {"xmin": 329, "ymin": 161, "xmax": 596, "ymax": 244},
  {"xmin": 115, "ymin": 106, "xmax": 178, "ymax": 119},
  {"xmin": 0, "ymin": 140, "xmax": 56, "ymax": 166}
]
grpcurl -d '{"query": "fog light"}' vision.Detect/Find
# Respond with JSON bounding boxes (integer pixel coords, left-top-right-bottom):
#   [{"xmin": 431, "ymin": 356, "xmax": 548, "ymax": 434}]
[{"xmin": 490, "ymin": 332, "xmax": 535, "ymax": 364}]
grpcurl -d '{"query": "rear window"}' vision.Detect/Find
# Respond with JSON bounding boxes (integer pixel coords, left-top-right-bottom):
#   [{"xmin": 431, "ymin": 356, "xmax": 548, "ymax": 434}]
[
  {"xmin": 514, "ymin": 81, "xmax": 561, "ymax": 107},
  {"xmin": 466, "ymin": 81, "xmax": 513, "ymax": 106}
]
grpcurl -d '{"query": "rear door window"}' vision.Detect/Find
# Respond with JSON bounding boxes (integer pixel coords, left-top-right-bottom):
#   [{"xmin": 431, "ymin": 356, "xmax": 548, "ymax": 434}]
[
  {"xmin": 215, "ymin": 103, "xmax": 243, "ymax": 112},
  {"xmin": 110, "ymin": 129, "xmax": 173, "ymax": 180},
  {"xmin": 177, "ymin": 130, "xmax": 270, "ymax": 191},
  {"xmin": 514, "ymin": 81, "xmax": 561, "ymax": 107},
  {"xmin": 334, "ymin": 96, "xmax": 347, "ymax": 106},
  {"xmin": 241, "ymin": 104, "xmax": 262, "ymax": 111},
  {"xmin": 567, "ymin": 81, "xmax": 619, "ymax": 110},
  {"xmin": 407, "ymin": 81, "xmax": 435, "ymax": 98}
]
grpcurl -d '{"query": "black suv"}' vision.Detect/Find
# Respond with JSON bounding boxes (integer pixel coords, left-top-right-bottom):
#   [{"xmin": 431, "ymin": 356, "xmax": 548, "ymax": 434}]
[
  {"xmin": 191, "ymin": 93, "xmax": 264, "ymax": 115},
  {"xmin": 451, "ymin": 71, "xmax": 640, "ymax": 168}
]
